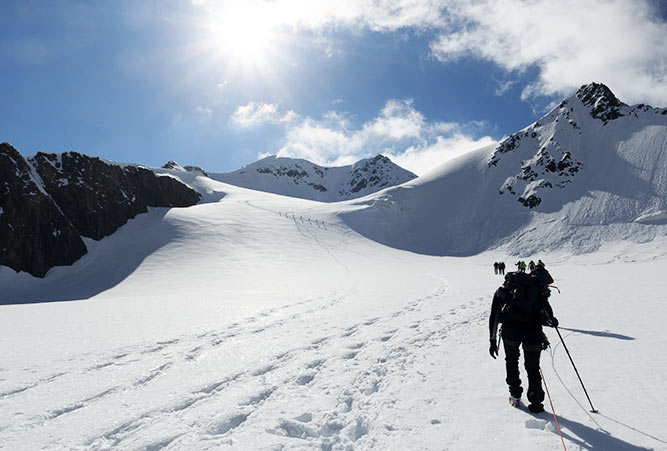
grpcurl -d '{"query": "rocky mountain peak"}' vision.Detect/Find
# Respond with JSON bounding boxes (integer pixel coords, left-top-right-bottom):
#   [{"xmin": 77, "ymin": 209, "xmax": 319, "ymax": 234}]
[
  {"xmin": 351, "ymin": 154, "xmax": 391, "ymax": 171},
  {"xmin": 211, "ymin": 154, "xmax": 416, "ymax": 202},
  {"xmin": 162, "ymin": 160, "xmax": 183, "ymax": 171},
  {"xmin": 575, "ymin": 82, "xmax": 627, "ymax": 123},
  {"xmin": 347, "ymin": 154, "xmax": 416, "ymax": 194},
  {"xmin": 162, "ymin": 160, "xmax": 209, "ymax": 177},
  {"xmin": 1, "ymin": 141, "xmax": 20, "ymax": 159},
  {"xmin": 484, "ymin": 82, "xmax": 667, "ymax": 210},
  {"xmin": 343, "ymin": 85, "xmax": 667, "ymax": 257}
]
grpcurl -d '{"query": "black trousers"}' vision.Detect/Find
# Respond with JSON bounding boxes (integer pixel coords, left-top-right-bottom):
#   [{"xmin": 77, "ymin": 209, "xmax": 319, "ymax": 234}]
[{"xmin": 501, "ymin": 321, "xmax": 545, "ymax": 405}]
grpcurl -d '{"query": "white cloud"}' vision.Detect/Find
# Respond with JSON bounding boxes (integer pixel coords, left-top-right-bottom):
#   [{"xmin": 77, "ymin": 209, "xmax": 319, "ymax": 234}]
[
  {"xmin": 430, "ymin": 0, "xmax": 667, "ymax": 105},
  {"xmin": 195, "ymin": 105, "xmax": 213, "ymax": 117},
  {"xmin": 195, "ymin": 0, "xmax": 666, "ymax": 105},
  {"xmin": 494, "ymin": 78, "xmax": 517, "ymax": 96},
  {"xmin": 231, "ymin": 102, "xmax": 298, "ymax": 126},
  {"xmin": 275, "ymin": 99, "xmax": 494, "ymax": 175},
  {"xmin": 386, "ymin": 134, "xmax": 496, "ymax": 176},
  {"xmin": 240, "ymin": 0, "xmax": 446, "ymax": 31},
  {"xmin": 364, "ymin": 99, "xmax": 425, "ymax": 140},
  {"xmin": 279, "ymin": 119, "xmax": 364, "ymax": 165}
]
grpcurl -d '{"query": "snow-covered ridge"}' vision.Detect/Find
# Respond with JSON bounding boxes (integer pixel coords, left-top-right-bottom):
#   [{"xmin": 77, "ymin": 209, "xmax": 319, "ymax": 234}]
[
  {"xmin": 486, "ymin": 82, "xmax": 667, "ymax": 211},
  {"xmin": 342, "ymin": 82, "xmax": 667, "ymax": 256},
  {"xmin": 207, "ymin": 154, "xmax": 417, "ymax": 202}
]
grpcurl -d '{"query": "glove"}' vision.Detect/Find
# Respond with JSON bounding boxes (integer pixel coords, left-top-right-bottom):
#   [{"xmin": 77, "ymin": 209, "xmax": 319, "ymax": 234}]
[
  {"xmin": 541, "ymin": 332, "xmax": 550, "ymax": 350},
  {"xmin": 546, "ymin": 316, "xmax": 559, "ymax": 328},
  {"xmin": 489, "ymin": 338, "xmax": 498, "ymax": 359}
]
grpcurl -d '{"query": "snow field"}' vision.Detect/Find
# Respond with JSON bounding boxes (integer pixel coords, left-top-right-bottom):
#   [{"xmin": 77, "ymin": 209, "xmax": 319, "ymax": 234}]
[{"xmin": 1, "ymin": 180, "xmax": 666, "ymax": 450}]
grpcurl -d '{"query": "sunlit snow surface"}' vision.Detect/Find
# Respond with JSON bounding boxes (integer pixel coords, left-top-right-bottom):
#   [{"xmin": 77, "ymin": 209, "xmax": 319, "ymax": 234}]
[{"xmin": 1, "ymin": 177, "xmax": 666, "ymax": 450}]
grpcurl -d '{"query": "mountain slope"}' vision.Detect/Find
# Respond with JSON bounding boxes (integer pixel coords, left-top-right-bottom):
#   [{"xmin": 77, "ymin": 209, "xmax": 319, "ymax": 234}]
[
  {"xmin": 341, "ymin": 83, "xmax": 667, "ymax": 256},
  {"xmin": 1, "ymin": 171, "xmax": 666, "ymax": 450},
  {"xmin": 209, "ymin": 154, "xmax": 417, "ymax": 202}
]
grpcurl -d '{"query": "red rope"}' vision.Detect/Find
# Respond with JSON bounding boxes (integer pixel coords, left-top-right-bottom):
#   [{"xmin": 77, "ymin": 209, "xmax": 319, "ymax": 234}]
[{"xmin": 541, "ymin": 368, "xmax": 567, "ymax": 451}]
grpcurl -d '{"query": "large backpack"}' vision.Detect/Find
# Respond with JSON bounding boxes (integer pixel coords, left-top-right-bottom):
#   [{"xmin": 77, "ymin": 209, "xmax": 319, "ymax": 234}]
[{"xmin": 499, "ymin": 271, "xmax": 543, "ymax": 323}]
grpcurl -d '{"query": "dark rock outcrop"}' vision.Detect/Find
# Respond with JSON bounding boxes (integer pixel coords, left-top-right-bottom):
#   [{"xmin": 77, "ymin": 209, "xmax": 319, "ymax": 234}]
[
  {"xmin": 183, "ymin": 165, "xmax": 209, "ymax": 177},
  {"xmin": 162, "ymin": 160, "xmax": 209, "ymax": 177},
  {"xmin": 0, "ymin": 144, "xmax": 87, "ymax": 277},
  {"xmin": 0, "ymin": 144, "xmax": 201, "ymax": 277},
  {"xmin": 32, "ymin": 152, "xmax": 200, "ymax": 240},
  {"xmin": 576, "ymin": 82, "xmax": 626, "ymax": 124},
  {"xmin": 346, "ymin": 155, "xmax": 399, "ymax": 194}
]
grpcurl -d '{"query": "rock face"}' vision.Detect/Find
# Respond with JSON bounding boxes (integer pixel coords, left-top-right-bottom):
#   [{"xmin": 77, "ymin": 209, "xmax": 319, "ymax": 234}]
[
  {"xmin": 0, "ymin": 145, "xmax": 87, "ymax": 277},
  {"xmin": 0, "ymin": 144, "xmax": 200, "ymax": 277},
  {"xmin": 211, "ymin": 154, "xmax": 417, "ymax": 202},
  {"xmin": 575, "ymin": 82, "xmax": 627, "ymax": 123},
  {"xmin": 32, "ymin": 152, "xmax": 201, "ymax": 240}
]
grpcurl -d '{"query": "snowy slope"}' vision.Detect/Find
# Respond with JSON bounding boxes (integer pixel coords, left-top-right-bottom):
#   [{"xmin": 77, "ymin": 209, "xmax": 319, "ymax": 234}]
[
  {"xmin": 209, "ymin": 154, "xmax": 417, "ymax": 202},
  {"xmin": 1, "ymin": 173, "xmax": 667, "ymax": 449},
  {"xmin": 342, "ymin": 83, "xmax": 667, "ymax": 256}
]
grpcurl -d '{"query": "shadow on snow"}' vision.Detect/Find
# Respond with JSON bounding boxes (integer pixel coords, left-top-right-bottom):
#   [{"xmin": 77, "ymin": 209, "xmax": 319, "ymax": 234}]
[
  {"xmin": 550, "ymin": 412, "xmax": 663, "ymax": 450},
  {"xmin": 0, "ymin": 209, "xmax": 181, "ymax": 305},
  {"xmin": 558, "ymin": 327, "xmax": 635, "ymax": 341}
]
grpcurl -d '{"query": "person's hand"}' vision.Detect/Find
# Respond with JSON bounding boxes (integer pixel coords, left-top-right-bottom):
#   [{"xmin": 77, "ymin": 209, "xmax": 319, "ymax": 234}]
[
  {"xmin": 489, "ymin": 338, "xmax": 498, "ymax": 359},
  {"xmin": 541, "ymin": 332, "xmax": 550, "ymax": 350},
  {"xmin": 546, "ymin": 316, "xmax": 559, "ymax": 328}
]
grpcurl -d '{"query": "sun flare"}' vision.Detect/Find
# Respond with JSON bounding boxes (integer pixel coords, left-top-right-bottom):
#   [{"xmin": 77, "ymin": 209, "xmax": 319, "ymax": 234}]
[{"xmin": 208, "ymin": 3, "xmax": 279, "ymax": 62}]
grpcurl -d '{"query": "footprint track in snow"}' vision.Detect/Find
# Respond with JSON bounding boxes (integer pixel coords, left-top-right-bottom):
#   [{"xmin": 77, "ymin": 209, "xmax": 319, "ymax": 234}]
[
  {"xmin": 30, "ymin": 284, "xmax": 464, "ymax": 449},
  {"xmin": 256, "ymin": 283, "xmax": 495, "ymax": 449},
  {"xmin": 208, "ymin": 413, "xmax": 249, "ymax": 436}
]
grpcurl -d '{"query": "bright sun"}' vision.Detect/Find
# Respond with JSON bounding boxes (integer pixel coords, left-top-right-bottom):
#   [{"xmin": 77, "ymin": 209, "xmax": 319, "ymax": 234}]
[{"xmin": 208, "ymin": 3, "xmax": 279, "ymax": 63}]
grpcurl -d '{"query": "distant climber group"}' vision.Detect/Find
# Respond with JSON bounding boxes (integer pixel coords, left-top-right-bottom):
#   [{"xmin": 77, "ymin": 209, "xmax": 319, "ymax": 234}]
[
  {"xmin": 495, "ymin": 259, "xmax": 545, "ymax": 274},
  {"xmin": 488, "ymin": 259, "xmax": 558, "ymax": 414}
]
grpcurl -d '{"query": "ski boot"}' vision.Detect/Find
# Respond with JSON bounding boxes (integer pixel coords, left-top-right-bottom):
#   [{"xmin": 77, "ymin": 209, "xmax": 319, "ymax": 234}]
[{"xmin": 528, "ymin": 403, "xmax": 545, "ymax": 413}]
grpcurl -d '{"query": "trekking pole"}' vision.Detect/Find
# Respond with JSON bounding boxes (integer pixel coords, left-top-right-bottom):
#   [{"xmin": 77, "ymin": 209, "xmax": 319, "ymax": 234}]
[
  {"xmin": 555, "ymin": 327, "xmax": 599, "ymax": 413},
  {"xmin": 497, "ymin": 328, "xmax": 502, "ymax": 354},
  {"xmin": 540, "ymin": 368, "xmax": 567, "ymax": 451}
]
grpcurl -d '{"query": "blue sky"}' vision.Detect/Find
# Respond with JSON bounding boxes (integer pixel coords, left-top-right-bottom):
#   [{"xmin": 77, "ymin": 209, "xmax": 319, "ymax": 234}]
[{"xmin": 2, "ymin": 0, "xmax": 666, "ymax": 175}]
